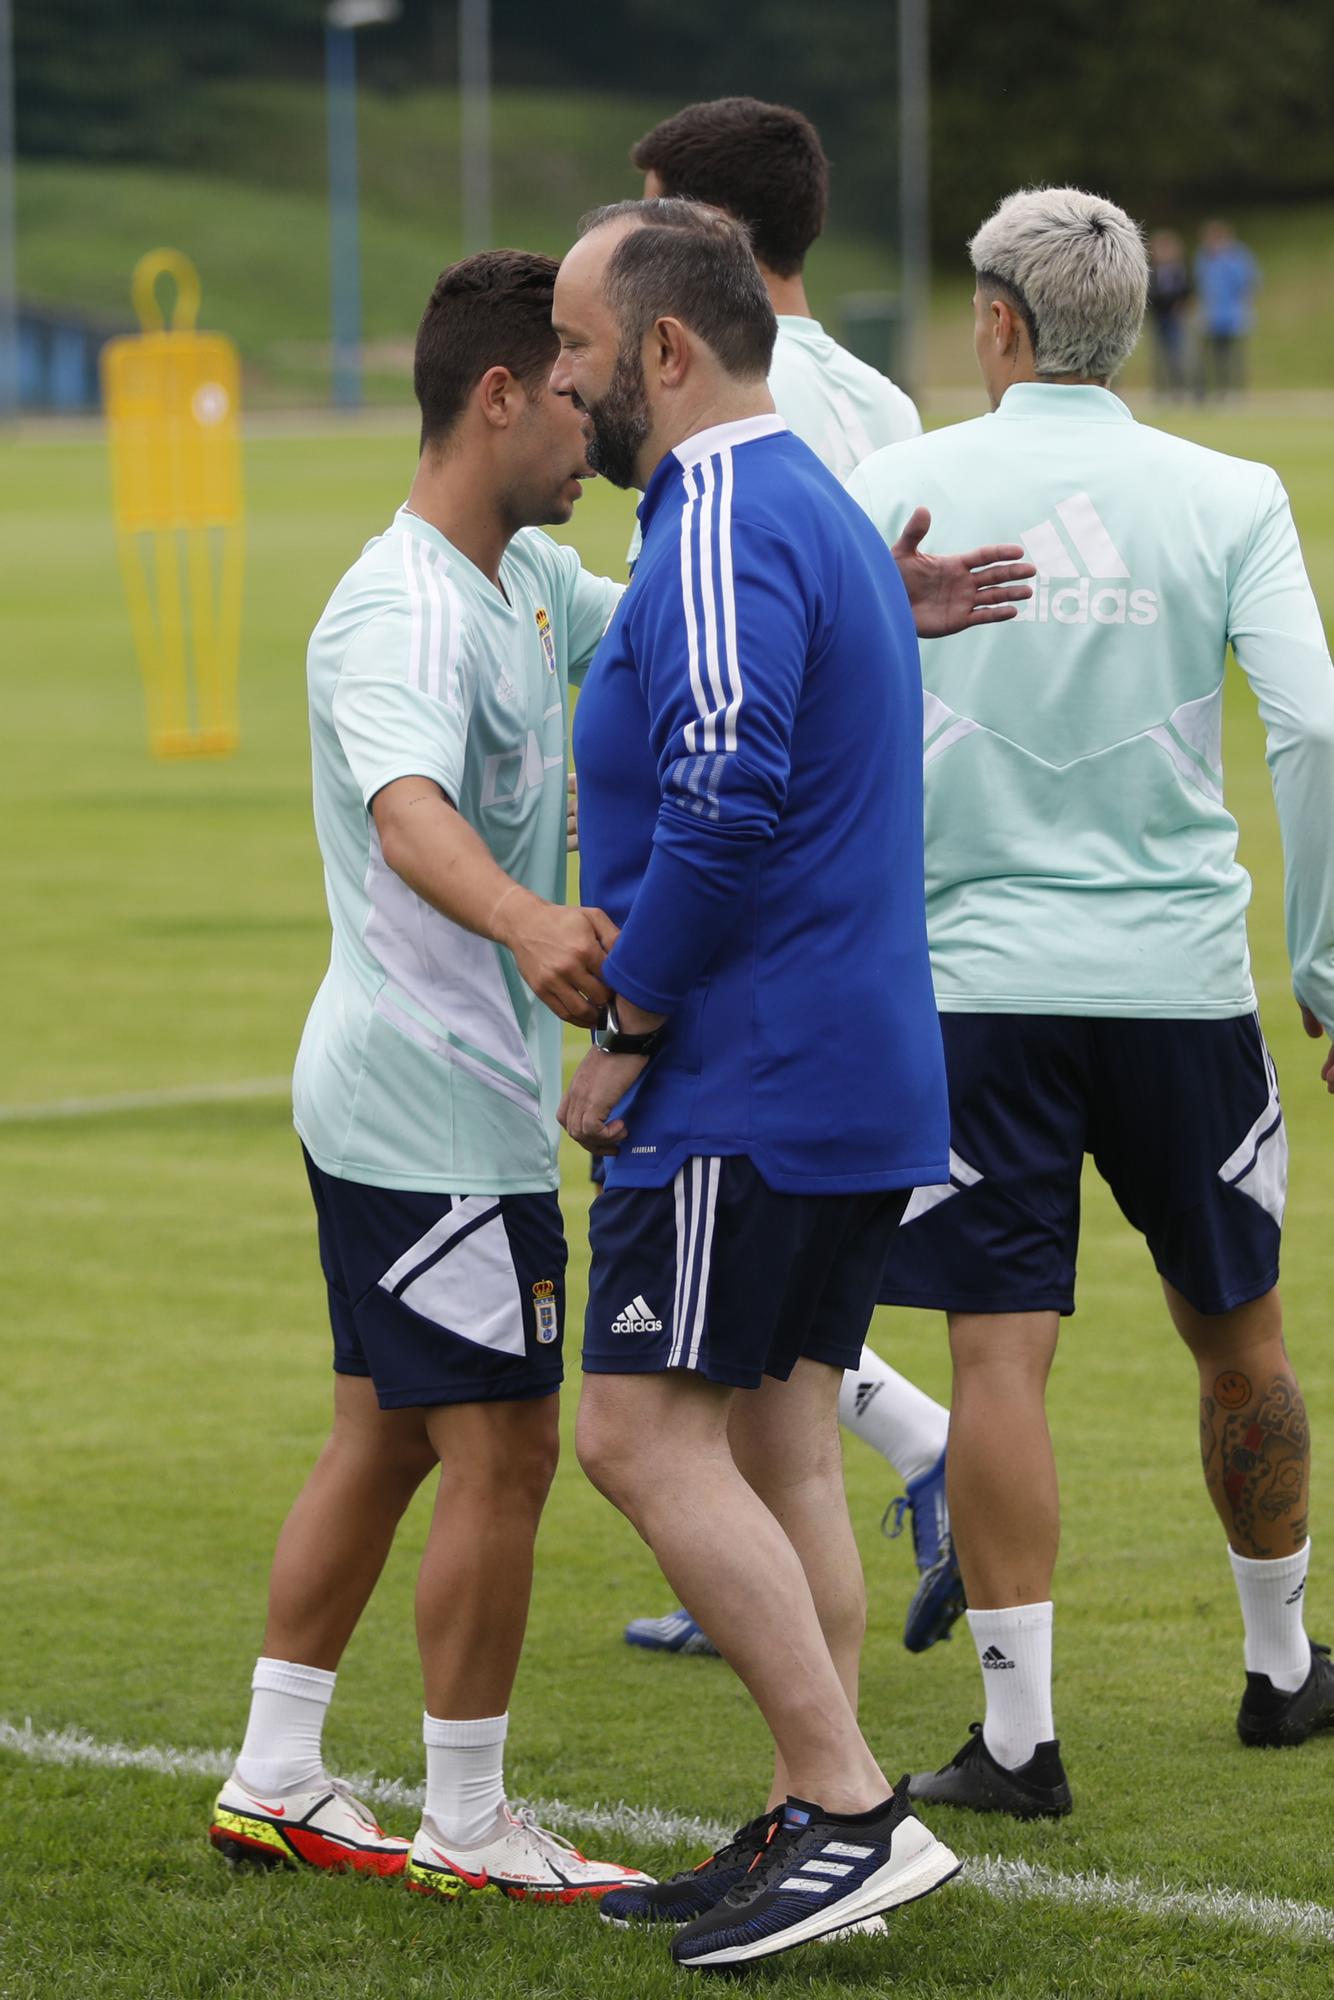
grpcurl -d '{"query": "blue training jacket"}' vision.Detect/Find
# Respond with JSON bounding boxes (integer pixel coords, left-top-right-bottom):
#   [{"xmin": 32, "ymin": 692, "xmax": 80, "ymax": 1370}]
[{"xmin": 573, "ymin": 415, "xmax": 949, "ymax": 1195}]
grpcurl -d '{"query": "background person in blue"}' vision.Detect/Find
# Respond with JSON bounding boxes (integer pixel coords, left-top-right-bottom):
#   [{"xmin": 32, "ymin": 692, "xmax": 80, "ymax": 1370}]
[
  {"xmin": 548, "ymin": 197, "xmax": 975, "ymax": 1969},
  {"xmin": 1195, "ymin": 217, "xmax": 1260, "ymax": 399}
]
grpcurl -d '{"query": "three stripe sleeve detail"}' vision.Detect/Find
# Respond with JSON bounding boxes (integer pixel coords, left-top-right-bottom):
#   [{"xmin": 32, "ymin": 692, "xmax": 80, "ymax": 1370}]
[
  {"xmin": 679, "ymin": 453, "xmax": 744, "ymax": 756},
  {"xmin": 399, "ymin": 534, "xmax": 464, "ymax": 705}
]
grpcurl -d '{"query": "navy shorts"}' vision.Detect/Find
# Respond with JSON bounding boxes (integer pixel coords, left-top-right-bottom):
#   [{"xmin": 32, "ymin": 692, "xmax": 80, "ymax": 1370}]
[
  {"xmin": 584, "ymin": 1155, "xmax": 909, "ymax": 1389},
  {"xmin": 877, "ymin": 1014, "xmax": 1285, "ymax": 1318},
  {"xmin": 303, "ymin": 1148, "xmax": 566, "ymax": 1409}
]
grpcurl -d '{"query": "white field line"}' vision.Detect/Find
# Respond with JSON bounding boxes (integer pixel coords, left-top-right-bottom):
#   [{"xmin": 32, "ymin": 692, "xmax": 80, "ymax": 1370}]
[
  {"xmin": 0, "ymin": 1077, "xmax": 290, "ymax": 1126},
  {"xmin": 4, "ymin": 1718, "xmax": 1333, "ymax": 1943}
]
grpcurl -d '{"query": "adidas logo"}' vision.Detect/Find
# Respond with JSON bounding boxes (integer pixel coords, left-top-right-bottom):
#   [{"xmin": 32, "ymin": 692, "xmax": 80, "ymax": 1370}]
[
  {"xmin": 611, "ymin": 1294, "xmax": 662, "ymax": 1334},
  {"xmin": 853, "ymin": 1380, "xmax": 882, "ymax": 1417},
  {"xmin": 981, "ymin": 1645, "xmax": 1016, "ymax": 1671},
  {"xmin": 1285, "ymin": 1579, "xmax": 1307, "ymax": 1606},
  {"xmin": 1016, "ymin": 491, "xmax": 1159, "ymax": 627}
]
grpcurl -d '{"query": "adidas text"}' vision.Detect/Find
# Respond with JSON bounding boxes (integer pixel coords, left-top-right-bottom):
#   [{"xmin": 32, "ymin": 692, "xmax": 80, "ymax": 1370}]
[
  {"xmin": 1017, "ymin": 491, "xmax": 1159, "ymax": 626},
  {"xmin": 981, "ymin": 1645, "xmax": 1016, "ymax": 1670},
  {"xmin": 611, "ymin": 1295, "xmax": 663, "ymax": 1335},
  {"xmin": 1016, "ymin": 578, "xmax": 1159, "ymax": 627}
]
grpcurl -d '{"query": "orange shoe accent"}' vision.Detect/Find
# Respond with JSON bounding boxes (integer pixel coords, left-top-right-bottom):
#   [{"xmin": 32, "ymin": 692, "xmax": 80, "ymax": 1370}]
[{"xmin": 284, "ymin": 1824, "xmax": 407, "ymax": 1877}]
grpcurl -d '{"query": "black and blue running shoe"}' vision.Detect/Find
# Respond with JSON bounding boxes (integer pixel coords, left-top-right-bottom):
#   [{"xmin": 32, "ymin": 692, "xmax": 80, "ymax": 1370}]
[
  {"xmin": 670, "ymin": 1790, "xmax": 960, "ymax": 1969},
  {"xmin": 599, "ymin": 1808, "xmax": 780, "ymax": 1926}
]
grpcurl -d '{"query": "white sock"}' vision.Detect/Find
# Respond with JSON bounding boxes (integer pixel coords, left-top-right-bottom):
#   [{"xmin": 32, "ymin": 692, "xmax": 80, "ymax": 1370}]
[
  {"xmin": 968, "ymin": 1603, "xmax": 1055, "ymax": 1769},
  {"xmin": 423, "ymin": 1712, "xmax": 508, "ymax": 1848},
  {"xmin": 1229, "ymin": 1540, "xmax": 1311, "ymax": 1693},
  {"xmin": 837, "ymin": 1344, "xmax": 949, "ymax": 1485},
  {"xmin": 233, "ymin": 1657, "xmax": 336, "ymax": 1796}
]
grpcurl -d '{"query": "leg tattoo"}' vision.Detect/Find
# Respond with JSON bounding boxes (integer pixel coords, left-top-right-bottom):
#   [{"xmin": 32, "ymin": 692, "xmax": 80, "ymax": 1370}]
[{"xmin": 1200, "ymin": 1369, "xmax": 1310, "ymax": 1558}]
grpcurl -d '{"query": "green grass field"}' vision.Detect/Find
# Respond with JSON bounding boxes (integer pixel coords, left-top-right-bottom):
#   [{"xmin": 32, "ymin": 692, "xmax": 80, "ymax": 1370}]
[{"xmin": 2, "ymin": 403, "xmax": 1333, "ymax": 1998}]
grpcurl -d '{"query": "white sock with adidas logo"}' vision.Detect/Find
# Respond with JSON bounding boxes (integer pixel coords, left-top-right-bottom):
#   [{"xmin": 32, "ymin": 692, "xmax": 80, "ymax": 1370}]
[
  {"xmin": 967, "ymin": 1602, "xmax": 1054, "ymax": 1770},
  {"xmin": 1229, "ymin": 1539, "xmax": 1311, "ymax": 1693},
  {"xmin": 835, "ymin": 1345, "xmax": 949, "ymax": 1484}
]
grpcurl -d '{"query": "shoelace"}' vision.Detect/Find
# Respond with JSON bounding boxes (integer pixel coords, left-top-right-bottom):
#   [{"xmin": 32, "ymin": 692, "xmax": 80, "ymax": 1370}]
[
  {"xmin": 327, "ymin": 1778, "xmax": 388, "ymax": 1835},
  {"xmin": 947, "ymin": 1724, "xmax": 986, "ymax": 1769},
  {"xmin": 651, "ymin": 1809, "xmax": 779, "ymax": 1887},
  {"xmin": 510, "ymin": 1805, "xmax": 586, "ymax": 1864},
  {"xmin": 728, "ymin": 1817, "xmax": 808, "ymax": 1903},
  {"xmin": 882, "ymin": 1495, "xmax": 911, "ymax": 1542}
]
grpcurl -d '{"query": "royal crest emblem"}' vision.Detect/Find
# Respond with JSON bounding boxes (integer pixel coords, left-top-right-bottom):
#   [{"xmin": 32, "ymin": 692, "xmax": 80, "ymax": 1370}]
[
  {"xmin": 535, "ymin": 606, "xmax": 557, "ymax": 674},
  {"xmin": 532, "ymin": 1278, "xmax": 559, "ymax": 1344}
]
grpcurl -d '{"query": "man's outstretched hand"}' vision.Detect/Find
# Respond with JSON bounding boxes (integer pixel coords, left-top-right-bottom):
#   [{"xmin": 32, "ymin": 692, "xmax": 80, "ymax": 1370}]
[{"xmin": 893, "ymin": 506, "xmax": 1036, "ymax": 638}]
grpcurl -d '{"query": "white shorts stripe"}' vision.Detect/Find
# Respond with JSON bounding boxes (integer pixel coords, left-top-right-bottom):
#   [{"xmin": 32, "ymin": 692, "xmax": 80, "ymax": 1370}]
[
  {"xmin": 684, "ymin": 1158, "xmax": 721, "ymax": 1370},
  {"xmin": 377, "ymin": 1193, "xmax": 500, "ymax": 1294},
  {"xmin": 669, "ymin": 1160, "xmax": 701, "ymax": 1368},
  {"xmin": 396, "ymin": 1207, "xmax": 527, "ymax": 1358},
  {"xmin": 669, "ymin": 1157, "xmax": 698, "ymax": 1369}
]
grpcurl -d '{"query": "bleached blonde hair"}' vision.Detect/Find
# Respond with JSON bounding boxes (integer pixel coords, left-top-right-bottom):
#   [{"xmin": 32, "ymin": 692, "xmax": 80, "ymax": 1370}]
[{"xmin": 969, "ymin": 186, "xmax": 1148, "ymax": 380}]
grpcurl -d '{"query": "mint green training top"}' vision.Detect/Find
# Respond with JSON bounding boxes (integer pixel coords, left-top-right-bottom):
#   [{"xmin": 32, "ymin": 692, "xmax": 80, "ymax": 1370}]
[
  {"xmin": 293, "ymin": 508, "xmax": 622, "ymax": 1193},
  {"xmin": 846, "ymin": 383, "xmax": 1334, "ymax": 1029}
]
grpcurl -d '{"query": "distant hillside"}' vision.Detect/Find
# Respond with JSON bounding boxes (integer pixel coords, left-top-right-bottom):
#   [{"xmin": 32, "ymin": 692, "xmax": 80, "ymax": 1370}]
[{"xmin": 16, "ymin": 85, "xmax": 1334, "ymax": 401}]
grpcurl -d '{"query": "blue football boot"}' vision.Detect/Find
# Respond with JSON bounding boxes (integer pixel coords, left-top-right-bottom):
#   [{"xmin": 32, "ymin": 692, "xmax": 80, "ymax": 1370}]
[
  {"xmin": 623, "ymin": 1608, "xmax": 720, "ymax": 1657},
  {"xmin": 883, "ymin": 1449, "xmax": 967, "ymax": 1652}
]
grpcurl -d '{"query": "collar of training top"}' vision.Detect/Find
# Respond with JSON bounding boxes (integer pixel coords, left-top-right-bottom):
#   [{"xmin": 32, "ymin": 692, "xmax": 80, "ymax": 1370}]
[
  {"xmin": 993, "ymin": 382, "xmax": 1134, "ymax": 423},
  {"xmin": 672, "ymin": 413, "xmax": 789, "ymax": 467},
  {"xmin": 635, "ymin": 414, "xmax": 790, "ymax": 537}
]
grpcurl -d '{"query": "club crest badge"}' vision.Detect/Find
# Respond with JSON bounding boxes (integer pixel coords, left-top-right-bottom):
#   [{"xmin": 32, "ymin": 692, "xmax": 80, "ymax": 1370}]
[
  {"xmin": 532, "ymin": 1278, "xmax": 559, "ymax": 1343},
  {"xmin": 535, "ymin": 606, "xmax": 557, "ymax": 675}
]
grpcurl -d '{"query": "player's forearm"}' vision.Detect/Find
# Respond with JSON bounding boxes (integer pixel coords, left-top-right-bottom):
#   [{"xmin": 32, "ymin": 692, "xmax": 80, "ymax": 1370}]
[
  {"xmin": 603, "ymin": 834, "xmax": 760, "ymax": 1016},
  {"xmin": 373, "ymin": 783, "xmax": 542, "ymax": 947},
  {"xmin": 1272, "ymin": 740, "xmax": 1334, "ymax": 1033},
  {"xmin": 1247, "ymin": 636, "xmax": 1334, "ymax": 1034}
]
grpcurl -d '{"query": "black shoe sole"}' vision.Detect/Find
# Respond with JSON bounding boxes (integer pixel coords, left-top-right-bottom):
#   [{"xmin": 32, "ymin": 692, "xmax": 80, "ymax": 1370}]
[
  {"xmin": 209, "ymin": 1830, "xmax": 289, "ymax": 1870},
  {"xmin": 1237, "ymin": 1707, "xmax": 1334, "ymax": 1748},
  {"xmin": 908, "ymin": 1783, "xmax": 1071, "ymax": 1822}
]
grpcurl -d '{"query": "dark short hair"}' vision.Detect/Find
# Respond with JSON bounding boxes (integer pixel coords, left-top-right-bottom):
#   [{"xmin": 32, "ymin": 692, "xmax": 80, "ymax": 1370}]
[
  {"xmin": 414, "ymin": 250, "xmax": 559, "ymax": 452},
  {"xmin": 629, "ymin": 97, "xmax": 828, "ymax": 278},
  {"xmin": 577, "ymin": 198, "xmax": 777, "ymax": 381}
]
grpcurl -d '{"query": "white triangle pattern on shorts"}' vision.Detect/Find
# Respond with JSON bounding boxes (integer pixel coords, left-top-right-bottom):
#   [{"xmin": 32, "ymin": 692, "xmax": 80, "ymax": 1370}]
[
  {"xmin": 378, "ymin": 1199, "xmax": 526, "ymax": 1357},
  {"xmin": 1217, "ymin": 1034, "xmax": 1287, "ymax": 1228}
]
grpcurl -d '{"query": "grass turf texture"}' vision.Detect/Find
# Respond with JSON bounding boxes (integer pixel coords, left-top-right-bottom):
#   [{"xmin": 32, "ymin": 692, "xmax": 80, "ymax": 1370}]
[{"xmin": 2, "ymin": 407, "xmax": 1333, "ymax": 1996}]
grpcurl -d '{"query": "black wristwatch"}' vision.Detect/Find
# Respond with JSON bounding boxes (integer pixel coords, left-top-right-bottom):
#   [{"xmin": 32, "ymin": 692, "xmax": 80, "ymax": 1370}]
[{"xmin": 591, "ymin": 996, "xmax": 666, "ymax": 1058}]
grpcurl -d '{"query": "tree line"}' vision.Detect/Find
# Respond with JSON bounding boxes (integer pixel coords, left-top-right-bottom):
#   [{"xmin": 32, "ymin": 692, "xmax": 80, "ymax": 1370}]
[{"xmin": 17, "ymin": 0, "xmax": 1334, "ymax": 250}]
